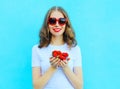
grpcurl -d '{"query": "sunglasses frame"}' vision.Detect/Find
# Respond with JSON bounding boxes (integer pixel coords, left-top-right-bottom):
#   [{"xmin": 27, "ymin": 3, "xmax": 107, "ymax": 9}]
[{"xmin": 48, "ymin": 17, "xmax": 67, "ymax": 26}]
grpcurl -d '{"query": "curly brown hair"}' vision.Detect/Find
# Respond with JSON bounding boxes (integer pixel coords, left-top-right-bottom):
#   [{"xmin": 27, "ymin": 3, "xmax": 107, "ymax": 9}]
[{"xmin": 38, "ymin": 6, "xmax": 77, "ymax": 48}]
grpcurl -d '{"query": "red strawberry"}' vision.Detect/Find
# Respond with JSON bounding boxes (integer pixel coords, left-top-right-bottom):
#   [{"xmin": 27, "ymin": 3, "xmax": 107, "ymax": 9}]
[
  {"xmin": 52, "ymin": 50, "xmax": 58, "ymax": 57},
  {"xmin": 59, "ymin": 54, "xmax": 66, "ymax": 60},
  {"xmin": 57, "ymin": 51, "xmax": 61, "ymax": 56},
  {"xmin": 62, "ymin": 52, "xmax": 68, "ymax": 57},
  {"xmin": 52, "ymin": 50, "xmax": 69, "ymax": 61}
]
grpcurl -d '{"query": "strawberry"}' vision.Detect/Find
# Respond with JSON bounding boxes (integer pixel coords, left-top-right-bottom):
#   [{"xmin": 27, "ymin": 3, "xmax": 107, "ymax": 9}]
[
  {"xmin": 59, "ymin": 54, "xmax": 66, "ymax": 60},
  {"xmin": 52, "ymin": 50, "xmax": 58, "ymax": 57},
  {"xmin": 52, "ymin": 50, "xmax": 70, "ymax": 61},
  {"xmin": 62, "ymin": 53, "xmax": 68, "ymax": 57},
  {"xmin": 57, "ymin": 51, "xmax": 61, "ymax": 55}
]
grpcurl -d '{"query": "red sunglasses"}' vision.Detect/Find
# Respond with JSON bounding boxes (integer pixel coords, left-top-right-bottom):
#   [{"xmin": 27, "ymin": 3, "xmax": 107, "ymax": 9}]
[{"xmin": 48, "ymin": 17, "xmax": 67, "ymax": 26}]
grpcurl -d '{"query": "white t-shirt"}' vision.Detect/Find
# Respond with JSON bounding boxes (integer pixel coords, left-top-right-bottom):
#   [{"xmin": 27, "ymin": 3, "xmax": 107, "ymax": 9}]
[{"xmin": 32, "ymin": 43, "xmax": 82, "ymax": 89}]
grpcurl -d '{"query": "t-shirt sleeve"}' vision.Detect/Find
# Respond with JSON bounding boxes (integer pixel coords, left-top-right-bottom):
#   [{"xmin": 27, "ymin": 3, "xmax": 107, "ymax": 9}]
[
  {"xmin": 73, "ymin": 46, "xmax": 82, "ymax": 67},
  {"xmin": 32, "ymin": 45, "xmax": 41, "ymax": 67}
]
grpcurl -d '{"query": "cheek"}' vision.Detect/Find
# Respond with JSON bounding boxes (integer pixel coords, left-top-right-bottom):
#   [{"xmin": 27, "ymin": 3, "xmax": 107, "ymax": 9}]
[
  {"xmin": 48, "ymin": 25, "xmax": 53, "ymax": 31},
  {"xmin": 62, "ymin": 25, "xmax": 66, "ymax": 31}
]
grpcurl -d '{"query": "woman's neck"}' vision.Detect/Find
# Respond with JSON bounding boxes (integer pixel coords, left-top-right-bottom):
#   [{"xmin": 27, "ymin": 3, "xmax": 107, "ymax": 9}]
[{"xmin": 50, "ymin": 36, "xmax": 65, "ymax": 46}]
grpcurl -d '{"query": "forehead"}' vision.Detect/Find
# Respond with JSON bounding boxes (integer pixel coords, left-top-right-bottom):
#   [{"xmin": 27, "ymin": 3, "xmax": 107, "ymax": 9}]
[{"xmin": 50, "ymin": 11, "xmax": 64, "ymax": 18}]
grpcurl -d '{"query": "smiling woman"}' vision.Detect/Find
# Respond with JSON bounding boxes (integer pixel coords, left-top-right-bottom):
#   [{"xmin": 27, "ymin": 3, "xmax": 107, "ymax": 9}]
[{"xmin": 32, "ymin": 6, "xmax": 83, "ymax": 89}]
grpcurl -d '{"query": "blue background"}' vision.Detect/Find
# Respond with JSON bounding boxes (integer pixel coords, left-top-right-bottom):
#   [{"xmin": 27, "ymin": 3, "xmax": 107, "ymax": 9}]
[{"xmin": 0, "ymin": 0, "xmax": 120, "ymax": 89}]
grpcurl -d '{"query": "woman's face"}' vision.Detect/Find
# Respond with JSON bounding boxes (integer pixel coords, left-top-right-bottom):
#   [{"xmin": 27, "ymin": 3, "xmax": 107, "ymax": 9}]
[{"xmin": 48, "ymin": 11, "xmax": 66, "ymax": 37}]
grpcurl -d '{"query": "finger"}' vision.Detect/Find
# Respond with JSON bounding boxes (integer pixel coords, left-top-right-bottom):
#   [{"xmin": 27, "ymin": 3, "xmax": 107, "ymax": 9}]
[
  {"xmin": 59, "ymin": 60, "xmax": 66, "ymax": 67},
  {"xmin": 51, "ymin": 59, "xmax": 61, "ymax": 68},
  {"xmin": 62, "ymin": 60, "xmax": 68, "ymax": 64},
  {"xmin": 53, "ymin": 60, "xmax": 59, "ymax": 67},
  {"xmin": 50, "ymin": 57, "xmax": 55, "ymax": 61},
  {"xmin": 51, "ymin": 57, "xmax": 59, "ymax": 63},
  {"xmin": 62, "ymin": 60, "xmax": 66, "ymax": 65},
  {"xmin": 51, "ymin": 58, "xmax": 59, "ymax": 65},
  {"xmin": 58, "ymin": 60, "xmax": 61, "ymax": 67},
  {"xmin": 50, "ymin": 57, "xmax": 54, "ymax": 62},
  {"xmin": 53, "ymin": 58, "xmax": 61, "ymax": 67}
]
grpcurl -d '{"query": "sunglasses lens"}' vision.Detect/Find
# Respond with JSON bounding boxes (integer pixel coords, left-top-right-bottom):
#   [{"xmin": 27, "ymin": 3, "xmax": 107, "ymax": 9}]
[
  {"xmin": 48, "ymin": 18, "xmax": 56, "ymax": 25},
  {"xmin": 48, "ymin": 18, "xmax": 67, "ymax": 26},
  {"xmin": 59, "ymin": 18, "xmax": 66, "ymax": 25}
]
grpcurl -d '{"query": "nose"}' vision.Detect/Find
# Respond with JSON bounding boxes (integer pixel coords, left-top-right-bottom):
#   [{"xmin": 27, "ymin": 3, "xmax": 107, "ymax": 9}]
[{"xmin": 55, "ymin": 21, "xmax": 59, "ymax": 27}]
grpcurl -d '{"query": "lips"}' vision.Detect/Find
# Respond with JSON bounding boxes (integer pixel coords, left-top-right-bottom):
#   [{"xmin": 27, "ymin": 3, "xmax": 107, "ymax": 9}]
[{"xmin": 53, "ymin": 28, "xmax": 61, "ymax": 32}]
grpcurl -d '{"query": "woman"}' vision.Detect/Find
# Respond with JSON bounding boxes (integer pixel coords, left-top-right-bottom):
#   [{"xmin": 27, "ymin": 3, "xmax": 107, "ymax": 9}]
[{"xmin": 32, "ymin": 6, "xmax": 83, "ymax": 89}]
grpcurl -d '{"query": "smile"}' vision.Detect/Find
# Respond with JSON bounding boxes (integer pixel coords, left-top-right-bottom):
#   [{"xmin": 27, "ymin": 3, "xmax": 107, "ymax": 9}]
[{"xmin": 53, "ymin": 28, "xmax": 61, "ymax": 32}]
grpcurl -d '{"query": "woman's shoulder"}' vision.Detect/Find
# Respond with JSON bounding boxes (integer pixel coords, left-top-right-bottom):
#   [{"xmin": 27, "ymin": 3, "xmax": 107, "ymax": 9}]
[
  {"xmin": 32, "ymin": 44, "xmax": 39, "ymax": 50},
  {"xmin": 32, "ymin": 44, "xmax": 48, "ymax": 52},
  {"xmin": 71, "ymin": 45, "xmax": 81, "ymax": 50},
  {"xmin": 70, "ymin": 45, "xmax": 82, "ymax": 55}
]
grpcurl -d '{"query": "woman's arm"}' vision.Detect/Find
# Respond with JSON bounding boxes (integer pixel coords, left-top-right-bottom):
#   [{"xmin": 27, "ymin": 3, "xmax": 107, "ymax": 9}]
[
  {"xmin": 32, "ymin": 57, "xmax": 60, "ymax": 89},
  {"xmin": 32, "ymin": 66, "xmax": 56, "ymax": 89},
  {"xmin": 60, "ymin": 61, "xmax": 83, "ymax": 89},
  {"xmin": 63, "ymin": 66, "xmax": 83, "ymax": 89}
]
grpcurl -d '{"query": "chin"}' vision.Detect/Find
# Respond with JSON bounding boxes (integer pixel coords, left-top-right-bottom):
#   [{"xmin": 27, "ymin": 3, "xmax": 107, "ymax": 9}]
[
  {"xmin": 51, "ymin": 30, "xmax": 64, "ymax": 36},
  {"xmin": 52, "ymin": 32, "xmax": 63, "ymax": 37}
]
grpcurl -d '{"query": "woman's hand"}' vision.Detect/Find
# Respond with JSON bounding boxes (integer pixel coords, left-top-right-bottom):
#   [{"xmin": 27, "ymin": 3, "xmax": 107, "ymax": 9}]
[
  {"xmin": 59, "ymin": 58, "xmax": 70, "ymax": 68},
  {"xmin": 50, "ymin": 57, "xmax": 61, "ymax": 68}
]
